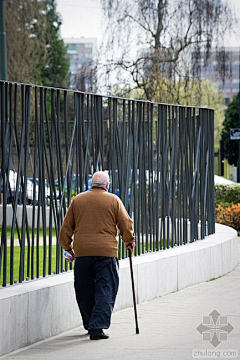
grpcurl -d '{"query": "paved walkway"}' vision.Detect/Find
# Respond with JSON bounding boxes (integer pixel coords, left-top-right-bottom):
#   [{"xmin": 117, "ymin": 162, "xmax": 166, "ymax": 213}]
[{"xmin": 1, "ymin": 240, "xmax": 240, "ymax": 360}]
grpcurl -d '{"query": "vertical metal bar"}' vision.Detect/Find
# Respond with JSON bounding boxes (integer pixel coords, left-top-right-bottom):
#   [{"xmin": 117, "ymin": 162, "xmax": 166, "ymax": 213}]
[
  {"xmin": 188, "ymin": 108, "xmax": 194, "ymax": 242},
  {"xmin": 8, "ymin": 83, "xmax": 14, "ymax": 284},
  {"xmin": 171, "ymin": 106, "xmax": 178, "ymax": 247},
  {"xmin": 155, "ymin": 105, "xmax": 161, "ymax": 251},
  {"xmin": 160, "ymin": 105, "xmax": 168, "ymax": 250},
  {"xmin": 182, "ymin": 107, "xmax": 188, "ymax": 244},
  {"xmin": 177, "ymin": 107, "xmax": 182, "ymax": 245},
  {"xmin": 0, "ymin": 81, "xmax": 7, "ymax": 286},
  {"xmin": 19, "ymin": 85, "xmax": 30, "ymax": 283},
  {"xmin": 25, "ymin": 87, "xmax": 31, "ymax": 280},
  {"xmin": 132, "ymin": 101, "xmax": 137, "ymax": 256},
  {"xmin": 141, "ymin": 103, "xmax": 148, "ymax": 254},
  {"xmin": 39, "ymin": 88, "xmax": 47, "ymax": 277},
  {"xmin": 208, "ymin": 109, "xmax": 215, "ymax": 235},
  {"xmin": 121, "ymin": 99, "xmax": 127, "ymax": 259},
  {"xmin": 36, "ymin": 89, "xmax": 41, "ymax": 279},
  {"xmin": 137, "ymin": 103, "xmax": 141, "ymax": 254},
  {"xmin": 199, "ymin": 108, "xmax": 205, "ymax": 239},
  {"xmin": 147, "ymin": 104, "xmax": 152, "ymax": 252},
  {"xmin": 78, "ymin": 93, "xmax": 84, "ymax": 192},
  {"xmin": 10, "ymin": 84, "xmax": 22, "ymax": 265},
  {"xmin": 166, "ymin": 106, "xmax": 170, "ymax": 248},
  {"xmin": 152, "ymin": 106, "xmax": 157, "ymax": 251},
  {"xmin": 83, "ymin": 94, "xmax": 91, "ymax": 189},
  {"xmin": 51, "ymin": 89, "xmax": 60, "ymax": 275},
  {"xmin": 150, "ymin": 104, "xmax": 155, "ymax": 252},
  {"xmin": 31, "ymin": 87, "xmax": 38, "ymax": 279},
  {"xmin": 43, "ymin": 88, "xmax": 52, "ymax": 274},
  {"xmin": 63, "ymin": 91, "xmax": 70, "ymax": 205},
  {"xmin": 136, "ymin": 102, "xmax": 141, "ymax": 255}
]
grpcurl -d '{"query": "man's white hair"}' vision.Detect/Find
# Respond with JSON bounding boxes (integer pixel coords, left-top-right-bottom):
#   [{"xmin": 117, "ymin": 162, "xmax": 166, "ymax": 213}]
[{"xmin": 92, "ymin": 171, "xmax": 110, "ymax": 186}]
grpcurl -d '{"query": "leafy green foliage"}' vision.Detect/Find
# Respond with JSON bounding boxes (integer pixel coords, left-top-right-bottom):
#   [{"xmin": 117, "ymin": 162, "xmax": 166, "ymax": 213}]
[
  {"xmin": 215, "ymin": 184, "xmax": 240, "ymax": 207},
  {"xmin": 6, "ymin": 0, "xmax": 69, "ymax": 88},
  {"xmin": 40, "ymin": 0, "xmax": 70, "ymax": 87},
  {"xmin": 215, "ymin": 184, "xmax": 240, "ymax": 233},
  {"xmin": 221, "ymin": 92, "xmax": 240, "ymax": 166}
]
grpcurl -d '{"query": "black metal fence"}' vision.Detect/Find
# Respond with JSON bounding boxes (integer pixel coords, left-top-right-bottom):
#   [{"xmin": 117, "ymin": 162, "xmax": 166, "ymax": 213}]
[{"xmin": 0, "ymin": 80, "xmax": 215, "ymax": 286}]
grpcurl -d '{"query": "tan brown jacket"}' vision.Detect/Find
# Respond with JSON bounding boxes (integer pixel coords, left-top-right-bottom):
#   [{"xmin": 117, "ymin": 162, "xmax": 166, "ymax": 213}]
[{"xmin": 59, "ymin": 187, "xmax": 135, "ymax": 257}]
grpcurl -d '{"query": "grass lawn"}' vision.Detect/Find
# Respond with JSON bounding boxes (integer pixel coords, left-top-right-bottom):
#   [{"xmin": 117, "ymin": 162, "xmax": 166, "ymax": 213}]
[
  {"xmin": 0, "ymin": 244, "xmax": 74, "ymax": 286},
  {"xmin": 5, "ymin": 226, "xmax": 57, "ymax": 240},
  {"xmin": 0, "ymin": 227, "xmax": 61, "ymax": 285}
]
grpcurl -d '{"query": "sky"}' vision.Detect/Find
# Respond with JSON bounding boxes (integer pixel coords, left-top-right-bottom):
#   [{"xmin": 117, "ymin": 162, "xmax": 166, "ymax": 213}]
[
  {"xmin": 56, "ymin": 0, "xmax": 240, "ymax": 48},
  {"xmin": 56, "ymin": 0, "xmax": 102, "ymax": 43}
]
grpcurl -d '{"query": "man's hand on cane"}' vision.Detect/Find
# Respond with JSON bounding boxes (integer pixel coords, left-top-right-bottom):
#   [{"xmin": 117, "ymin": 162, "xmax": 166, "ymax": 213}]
[{"xmin": 126, "ymin": 242, "xmax": 135, "ymax": 254}]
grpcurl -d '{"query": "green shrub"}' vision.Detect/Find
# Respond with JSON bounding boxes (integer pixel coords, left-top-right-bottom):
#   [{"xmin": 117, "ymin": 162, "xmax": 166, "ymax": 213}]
[
  {"xmin": 215, "ymin": 184, "xmax": 240, "ymax": 233},
  {"xmin": 215, "ymin": 184, "xmax": 240, "ymax": 207}
]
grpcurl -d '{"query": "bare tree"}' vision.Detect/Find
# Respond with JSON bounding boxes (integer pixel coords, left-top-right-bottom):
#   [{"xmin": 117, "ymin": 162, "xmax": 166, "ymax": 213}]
[
  {"xmin": 99, "ymin": 0, "xmax": 235, "ymax": 102},
  {"xmin": 74, "ymin": 61, "xmax": 97, "ymax": 93}
]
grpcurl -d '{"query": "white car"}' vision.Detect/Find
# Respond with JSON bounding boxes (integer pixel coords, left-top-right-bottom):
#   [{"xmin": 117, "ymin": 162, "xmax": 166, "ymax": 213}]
[{"xmin": 0, "ymin": 169, "xmax": 52, "ymax": 205}]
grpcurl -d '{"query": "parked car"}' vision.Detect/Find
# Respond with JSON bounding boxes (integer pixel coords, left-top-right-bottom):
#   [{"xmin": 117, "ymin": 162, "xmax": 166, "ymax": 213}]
[
  {"xmin": 0, "ymin": 169, "xmax": 52, "ymax": 205},
  {"xmin": 27, "ymin": 178, "xmax": 53, "ymax": 204},
  {"xmin": 55, "ymin": 174, "xmax": 92, "ymax": 193}
]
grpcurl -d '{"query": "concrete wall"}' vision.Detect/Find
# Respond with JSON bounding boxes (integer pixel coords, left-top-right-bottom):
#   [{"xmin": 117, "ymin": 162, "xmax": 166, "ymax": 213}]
[
  {"xmin": 0, "ymin": 223, "xmax": 238, "ymax": 356},
  {"xmin": 0, "ymin": 205, "xmax": 63, "ymax": 229}
]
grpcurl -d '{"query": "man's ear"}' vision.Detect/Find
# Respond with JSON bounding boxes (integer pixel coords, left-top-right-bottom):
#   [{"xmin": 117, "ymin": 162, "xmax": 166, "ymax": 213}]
[{"xmin": 106, "ymin": 183, "xmax": 110, "ymax": 191}]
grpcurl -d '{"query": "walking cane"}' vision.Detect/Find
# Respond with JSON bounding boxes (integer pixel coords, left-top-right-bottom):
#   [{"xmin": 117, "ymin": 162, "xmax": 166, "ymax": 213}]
[{"xmin": 128, "ymin": 249, "xmax": 140, "ymax": 334}]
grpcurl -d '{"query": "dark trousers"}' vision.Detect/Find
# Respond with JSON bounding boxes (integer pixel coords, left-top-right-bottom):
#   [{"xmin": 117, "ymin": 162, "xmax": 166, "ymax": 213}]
[{"xmin": 74, "ymin": 256, "xmax": 119, "ymax": 333}]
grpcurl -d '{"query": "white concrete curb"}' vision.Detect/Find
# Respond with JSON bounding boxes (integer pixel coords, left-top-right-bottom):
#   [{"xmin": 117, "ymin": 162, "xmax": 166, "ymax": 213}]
[{"xmin": 0, "ymin": 223, "xmax": 238, "ymax": 356}]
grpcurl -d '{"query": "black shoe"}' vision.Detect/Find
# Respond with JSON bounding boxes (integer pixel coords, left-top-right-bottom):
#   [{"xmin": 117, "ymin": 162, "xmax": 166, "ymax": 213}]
[{"xmin": 89, "ymin": 330, "xmax": 109, "ymax": 340}]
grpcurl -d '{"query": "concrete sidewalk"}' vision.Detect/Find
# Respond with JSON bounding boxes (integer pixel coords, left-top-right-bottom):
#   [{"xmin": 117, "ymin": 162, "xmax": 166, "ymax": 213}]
[{"xmin": 1, "ymin": 240, "xmax": 240, "ymax": 360}]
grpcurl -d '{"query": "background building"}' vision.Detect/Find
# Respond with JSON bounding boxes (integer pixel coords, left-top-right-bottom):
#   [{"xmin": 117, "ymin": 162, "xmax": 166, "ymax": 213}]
[
  {"xmin": 193, "ymin": 47, "xmax": 240, "ymax": 105},
  {"xmin": 64, "ymin": 37, "xmax": 97, "ymax": 92}
]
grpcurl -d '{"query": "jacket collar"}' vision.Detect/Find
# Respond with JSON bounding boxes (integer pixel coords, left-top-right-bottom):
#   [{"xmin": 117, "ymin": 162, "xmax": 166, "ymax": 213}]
[{"xmin": 91, "ymin": 186, "xmax": 107, "ymax": 192}]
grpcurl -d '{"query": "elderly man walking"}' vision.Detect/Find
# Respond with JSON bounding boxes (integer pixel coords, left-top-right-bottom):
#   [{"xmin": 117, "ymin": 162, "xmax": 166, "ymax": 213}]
[{"xmin": 59, "ymin": 171, "xmax": 135, "ymax": 340}]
